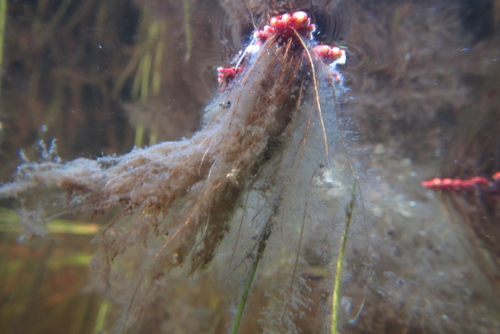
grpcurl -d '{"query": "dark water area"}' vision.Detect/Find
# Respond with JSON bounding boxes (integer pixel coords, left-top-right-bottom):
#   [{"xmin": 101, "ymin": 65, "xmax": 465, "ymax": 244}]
[{"xmin": 0, "ymin": 1, "xmax": 499, "ymax": 333}]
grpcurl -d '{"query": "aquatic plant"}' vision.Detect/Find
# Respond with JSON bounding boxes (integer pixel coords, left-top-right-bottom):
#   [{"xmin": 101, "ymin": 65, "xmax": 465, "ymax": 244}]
[
  {"xmin": 0, "ymin": 3, "xmax": 368, "ymax": 332},
  {"xmin": 2, "ymin": 1, "xmax": 500, "ymax": 333}
]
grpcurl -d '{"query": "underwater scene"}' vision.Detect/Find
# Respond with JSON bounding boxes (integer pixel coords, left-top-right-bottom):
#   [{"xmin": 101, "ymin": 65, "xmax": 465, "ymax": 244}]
[{"xmin": 0, "ymin": 0, "xmax": 499, "ymax": 333}]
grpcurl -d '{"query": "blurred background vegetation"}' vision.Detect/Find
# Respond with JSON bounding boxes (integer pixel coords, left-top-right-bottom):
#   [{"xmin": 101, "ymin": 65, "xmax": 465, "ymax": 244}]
[
  {"xmin": 0, "ymin": 1, "xmax": 223, "ymax": 333},
  {"xmin": 0, "ymin": 0, "xmax": 226, "ymax": 179}
]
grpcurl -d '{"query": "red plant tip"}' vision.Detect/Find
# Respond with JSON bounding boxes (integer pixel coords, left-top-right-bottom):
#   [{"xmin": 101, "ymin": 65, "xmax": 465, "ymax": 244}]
[
  {"xmin": 422, "ymin": 176, "xmax": 494, "ymax": 192},
  {"xmin": 493, "ymin": 171, "xmax": 500, "ymax": 182},
  {"xmin": 422, "ymin": 178, "xmax": 457, "ymax": 191},
  {"xmin": 217, "ymin": 66, "xmax": 243, "ymax": 91},
  {"xmin": 313, "ymin": 45, "xmax": 345, "ymax": 63},
  {"xmin": 292, "ymin": 11, "xmax": 308, "ymax": 25},
  {"xmin": 257, "ymin": 11, "xmax": 315, "ymax": 43},
  {"xmin": 255, "ymin": 26, "xmax": 276, "ymax": 42}
]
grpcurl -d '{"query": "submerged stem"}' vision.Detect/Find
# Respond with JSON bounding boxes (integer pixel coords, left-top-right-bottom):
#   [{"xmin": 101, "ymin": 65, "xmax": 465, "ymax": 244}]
[
  {"xmin": 230, "ymin": 220, "xmax": 273, "ymax": 334},
  {"xmin": 331, "ymin": 180, "xmax": 357, "ymax": 334},
  {"xmin": 0, "ymin": 0, "xmax": 6, "ymax": 96}
]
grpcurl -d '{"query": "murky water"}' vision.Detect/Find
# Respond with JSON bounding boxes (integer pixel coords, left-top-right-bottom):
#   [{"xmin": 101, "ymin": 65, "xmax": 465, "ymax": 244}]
[{"xmin": 0, "ymin": 1, "xmax": 499, "ymax": 333}]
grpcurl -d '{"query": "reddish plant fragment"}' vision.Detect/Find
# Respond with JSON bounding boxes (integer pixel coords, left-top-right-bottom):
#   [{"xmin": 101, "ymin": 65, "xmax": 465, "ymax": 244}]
[
  {"xmin": 255, "ymin": 11, "xmax": 316, "ymax": 43},
  {"xmin": 312, "ymin": 45, "xmax": 346, "ymax": 85},
  {"xmin": 422, "ymin": 172, "xmax": 500, "ymax": 194},
  {"xmin": 313, "ymin": 45, "xmax": 344, "ymax": 63},
  {"xmin": 217, "ymin": 66, "xmax": 243, "ymax": 92}
]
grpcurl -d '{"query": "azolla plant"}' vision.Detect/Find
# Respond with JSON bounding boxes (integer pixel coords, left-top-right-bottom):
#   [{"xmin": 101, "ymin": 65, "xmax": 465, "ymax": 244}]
[{"xmin": 0, "ymin": 10, "xmax": 364, "ymax": 333}]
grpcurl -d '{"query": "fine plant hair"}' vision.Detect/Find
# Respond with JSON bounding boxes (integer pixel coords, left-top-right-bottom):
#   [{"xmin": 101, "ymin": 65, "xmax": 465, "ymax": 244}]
[{"xmin": 0, "ymin": 2, "xmax": 363, "ymax": 332}]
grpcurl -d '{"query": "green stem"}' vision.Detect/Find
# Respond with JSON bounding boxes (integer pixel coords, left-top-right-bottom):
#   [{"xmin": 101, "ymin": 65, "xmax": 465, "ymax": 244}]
[
  {"xmin": 182, "ymin": 0, "xmax": 192, "ymax": 62},
  {"xmin": 230, "ymin": 222, "xmax": 273, "ymax": 334},
  {"xmin": 92, "ymin": 300, "xmax": 110, "ymax": 334},
  {"xmin": 331, "ymin": 180, "xmax": 357, "ymax": 334}
]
